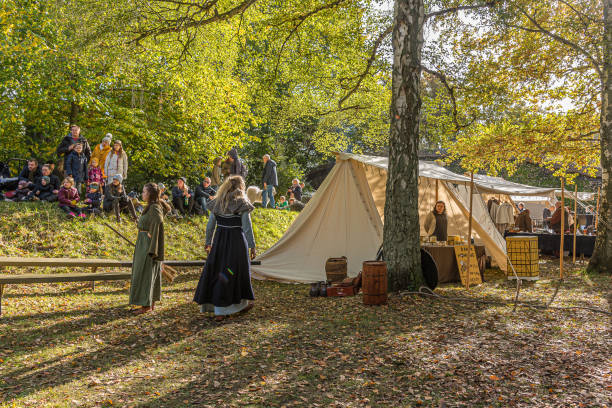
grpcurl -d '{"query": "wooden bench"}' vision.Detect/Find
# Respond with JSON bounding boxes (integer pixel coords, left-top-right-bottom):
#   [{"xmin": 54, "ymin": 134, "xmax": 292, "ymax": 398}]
[{"xmin": 0, "ymin": 257, "xmax": 208, "ymax": 315}]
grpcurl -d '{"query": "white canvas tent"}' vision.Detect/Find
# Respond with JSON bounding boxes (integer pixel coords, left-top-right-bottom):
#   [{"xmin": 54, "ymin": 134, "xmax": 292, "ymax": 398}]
[
  {"xmin": 472, "ymin": 174, "xmax": 557, "ymax": 196},
  {"xmin": 252, "ymin": 153, "xmax": 508, "ymax": 283}
]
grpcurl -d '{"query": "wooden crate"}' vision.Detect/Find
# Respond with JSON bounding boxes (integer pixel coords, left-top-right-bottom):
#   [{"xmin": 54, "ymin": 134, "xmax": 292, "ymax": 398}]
[{"xmin": 506, "ymin": 236, "xmax": 539, "ymax": 280}]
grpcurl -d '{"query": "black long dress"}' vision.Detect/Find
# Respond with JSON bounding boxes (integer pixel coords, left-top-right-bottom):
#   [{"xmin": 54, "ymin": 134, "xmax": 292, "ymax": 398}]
[{"xmin": 193, "ymin": 214, "xmax": 255, "ymax": 314}]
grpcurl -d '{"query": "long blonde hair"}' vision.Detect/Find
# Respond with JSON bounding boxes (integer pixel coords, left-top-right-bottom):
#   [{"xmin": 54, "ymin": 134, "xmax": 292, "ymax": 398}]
[{"xmin": 215, "ymin": 175, "xmax": 247, "ymax": 213}]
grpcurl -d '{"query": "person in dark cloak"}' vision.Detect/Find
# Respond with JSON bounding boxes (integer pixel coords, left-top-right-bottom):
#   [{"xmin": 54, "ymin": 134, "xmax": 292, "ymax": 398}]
[
  {"xmin": 424, "ymin": 200, "xmax": 448, "ymax": 242},
  {"xmin": 193, "ymin": 175, "xmax": 256, "ymax": 322},
  {"xmin": 129, "ymin": 183, "xmax": 170, "ymax": 314}
]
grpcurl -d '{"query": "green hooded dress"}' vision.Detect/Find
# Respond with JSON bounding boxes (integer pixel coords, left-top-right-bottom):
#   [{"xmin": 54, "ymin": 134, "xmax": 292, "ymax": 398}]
[{"xmin": 129, "ymin": 202, "xmax": 165, "ymax": 306}]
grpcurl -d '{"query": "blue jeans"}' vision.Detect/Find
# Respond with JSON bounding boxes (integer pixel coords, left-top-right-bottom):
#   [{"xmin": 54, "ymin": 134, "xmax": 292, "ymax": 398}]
[
  {"xmin": 197, "ymin": 197, "xmax": 209, "ymax": 216},
  {"xmin": 261, "ymin": 185, "xmax": 275, "ymax": 208}
]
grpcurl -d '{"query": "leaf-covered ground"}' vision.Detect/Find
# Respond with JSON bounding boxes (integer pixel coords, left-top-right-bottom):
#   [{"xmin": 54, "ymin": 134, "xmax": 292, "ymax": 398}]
[{"xmin": 0, "ymin": 203, "xmax": 610, "ymax": 407}]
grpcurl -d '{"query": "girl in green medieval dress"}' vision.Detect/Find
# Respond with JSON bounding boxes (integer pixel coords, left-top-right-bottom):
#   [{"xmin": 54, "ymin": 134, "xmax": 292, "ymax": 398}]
[{"xmin": 129, "ymin": 183, "xmax": 170, "ymax": 314}]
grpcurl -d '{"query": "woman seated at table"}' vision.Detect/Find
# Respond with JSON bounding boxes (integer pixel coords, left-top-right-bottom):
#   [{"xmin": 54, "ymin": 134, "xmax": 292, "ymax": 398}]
[{"xmin": 424, "ymin": 201, "xmax": 448, "ymax": 242}]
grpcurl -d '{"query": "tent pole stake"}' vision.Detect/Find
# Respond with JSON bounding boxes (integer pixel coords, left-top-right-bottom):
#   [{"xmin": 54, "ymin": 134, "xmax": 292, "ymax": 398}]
[
  {"xmin": 560, "ymin": 178, "xmax": 565, "ymax": 279},
  {"xmin": 573, "ymin": 183, "xmax": 577, "ymax": 264},
  {"xmin": 466, "ymin": 172, "xmax": 474, "ymax": 290}
]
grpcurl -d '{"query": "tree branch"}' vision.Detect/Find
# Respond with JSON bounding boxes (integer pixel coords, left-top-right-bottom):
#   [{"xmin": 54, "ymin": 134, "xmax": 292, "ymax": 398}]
[
  {"xmin": 317, "ymin": 104, "xmax": 367, "ymax": 116},
  {"xmin": 338, "ymin": 24, "xmax": 392, "ymax": 107},
  {"xmin": 425, "ymin": 1, "xmax": 497, "ymax": 20},
  {"xmin": 556, "ymin": 0, "xmax": 603, "ymax": 26},
  {"xmin": 273, "ymin": 0, "xmax": 348, "ymax": 79},
  {"xmin": 421, "ymin": 66, "xmax": 474, "ymax": 131},
  {"xmin": 513, "ymin": 5, "xmax": 603, "ymax": 78},
  {"xmin": 133, "ymin": 0, "xmax": 257, "ymax": 43}
]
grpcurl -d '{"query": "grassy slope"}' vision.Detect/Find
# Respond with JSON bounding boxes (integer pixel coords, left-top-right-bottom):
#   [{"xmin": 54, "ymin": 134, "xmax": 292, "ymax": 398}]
[
  {"xmin": 0, "ymin": 202, "xmax": 298, "ymax": 266},
  {"xmin": 0, "ymin": 204, "xmax": 610, "ymax": 407}
]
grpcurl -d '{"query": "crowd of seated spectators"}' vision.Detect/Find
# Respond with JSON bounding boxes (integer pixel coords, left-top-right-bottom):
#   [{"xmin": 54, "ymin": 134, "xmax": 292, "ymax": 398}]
[{"xmin": 1, "ymin": 128, "xmax": 307, "ymax": 220}]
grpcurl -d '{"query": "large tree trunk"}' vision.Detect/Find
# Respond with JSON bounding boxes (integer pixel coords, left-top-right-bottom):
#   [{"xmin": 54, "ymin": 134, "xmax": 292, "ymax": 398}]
[
  {"xmin": 383, "ymin": 0, "xmax": 425, "ymax": 291},
  {"xmin": 589, "ymin": 0, "xmax": 612, "ymax": 274}
]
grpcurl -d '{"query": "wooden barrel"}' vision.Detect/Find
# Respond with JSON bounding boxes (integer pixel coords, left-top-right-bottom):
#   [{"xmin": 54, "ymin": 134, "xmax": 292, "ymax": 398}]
[
  {"xmin": 325, "ymin": 257, "xmax": 347, "ymax": 282},
  {"xmin": 362, "ymin": 261, "xmax": 387, "ymax": 305}
]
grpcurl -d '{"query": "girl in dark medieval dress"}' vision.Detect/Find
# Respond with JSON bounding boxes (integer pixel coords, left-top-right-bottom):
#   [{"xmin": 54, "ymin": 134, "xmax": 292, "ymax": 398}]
[{"xmin": 193, "ymin": 175, "xmax": 257, "ymax": 322}]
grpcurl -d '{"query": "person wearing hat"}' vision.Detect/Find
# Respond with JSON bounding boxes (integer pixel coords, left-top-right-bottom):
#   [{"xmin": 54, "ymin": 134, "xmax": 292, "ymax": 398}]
[
  {"xmin": 103, "ymin": 174, "xmax": 137, "ymax": 222},
  {"xmin": 171, "ymin": 177, "xmax": 194, "ymax": 216},
  {"xmin": 89, "ymin": 134, "xmax": 113, "ymax": 177},
  {"xmin": 27, "ymin": 176, "xmax": 55, "ymax": 202},
  {"xmin": 84, "ymin": 182, "xmax": 103, "ymax": 214}
]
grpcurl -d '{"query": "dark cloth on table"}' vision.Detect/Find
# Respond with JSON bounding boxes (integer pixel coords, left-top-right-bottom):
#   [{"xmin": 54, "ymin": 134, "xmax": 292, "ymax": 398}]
[
  {"xmin": 193, "ymin": 214, "xmax": 255, "ymax": 308},
  {"xmin": 422, "ymin": 244, "xmax": 486, "ymax": 283},
  {"xmin": 504, "ymin": 231, "xmax": 595, "ymax": 257}
]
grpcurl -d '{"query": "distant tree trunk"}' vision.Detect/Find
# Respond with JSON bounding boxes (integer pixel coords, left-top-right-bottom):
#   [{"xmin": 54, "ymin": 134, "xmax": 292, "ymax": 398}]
[
  {"xmin": 383, "ymin": 0, "xmax": 425, "ymax": 291},
  {"xmin": 589, "ymin": 0, "xmax": 612, "ymax": 274},
  {"xmin": 69, "ymin": 101, "xmax": 80, "ymax": 126}
]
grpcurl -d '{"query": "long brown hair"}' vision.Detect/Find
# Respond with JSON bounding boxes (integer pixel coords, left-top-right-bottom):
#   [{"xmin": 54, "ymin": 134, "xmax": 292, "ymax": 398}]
[
  {"xmin": 144, "ymin": 182, "xmax": 171, "ymax": 214},
  {"xmin": 112, "ymin": 140, "xmax": 124, "ymax": 158},
  {"xmin": 433, "ymin": 200, "xmax": 446, "ymax": 215}
]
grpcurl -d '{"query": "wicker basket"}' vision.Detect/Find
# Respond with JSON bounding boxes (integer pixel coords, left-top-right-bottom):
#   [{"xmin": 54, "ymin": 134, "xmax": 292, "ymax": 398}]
[
  {"xmin": 325, "ymin": 257, "xmax": 347, "ymax": 283},
  {"xmin": 506, "ymin": 236, "xmax": 539, "ymax": 280}
]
